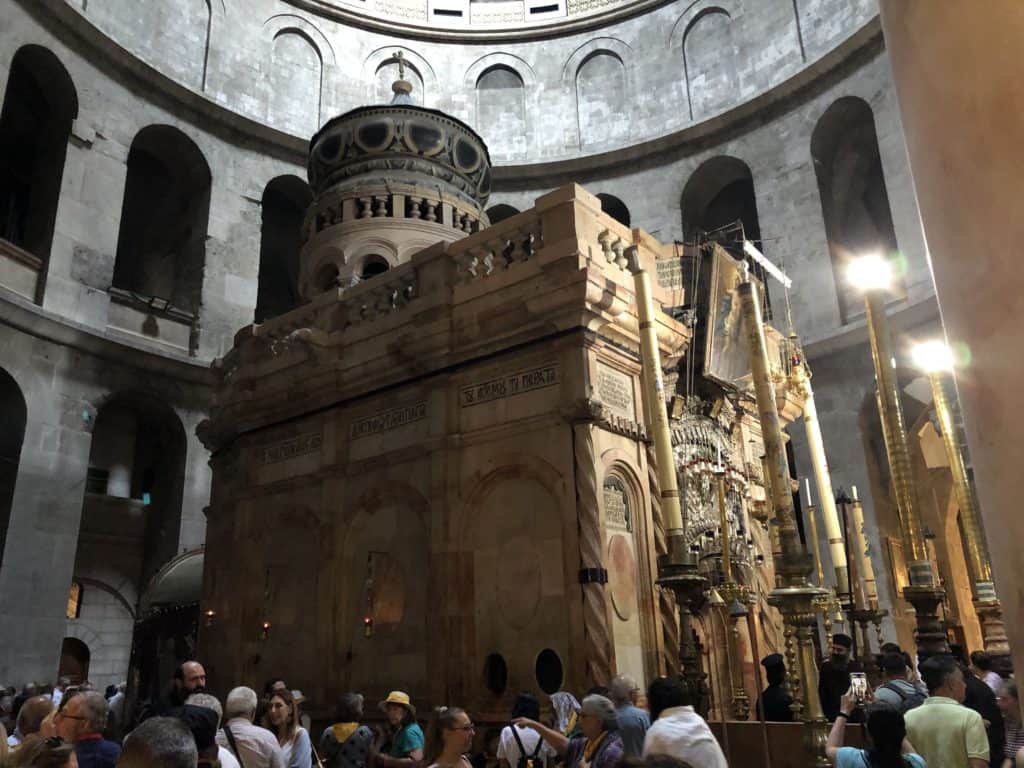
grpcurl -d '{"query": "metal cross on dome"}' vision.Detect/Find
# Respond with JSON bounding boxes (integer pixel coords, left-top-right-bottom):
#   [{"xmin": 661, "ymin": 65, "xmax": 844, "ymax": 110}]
[{"xmin": 393, "ymin": 50, "xmax": 406, "ymax": 80}]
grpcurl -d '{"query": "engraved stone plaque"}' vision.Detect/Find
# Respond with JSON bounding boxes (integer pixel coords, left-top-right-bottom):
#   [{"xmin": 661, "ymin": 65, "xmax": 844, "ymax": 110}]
[{"xmin": 596, "ymin": 363, "xmax": 634, "ymax": 420}]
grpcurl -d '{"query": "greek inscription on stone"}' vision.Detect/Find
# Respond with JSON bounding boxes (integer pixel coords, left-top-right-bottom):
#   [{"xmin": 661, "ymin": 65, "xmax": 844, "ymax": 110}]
[
  {"xmin": 656, "ymin": 256, "xmax": 684, "ymax": 290},
  {"xmin": 460, "ymin": 364, "xmax": 559, "ymax": 408},
  {"xmin": 350, "ymin": 402, "xmax": 427, "ymax": 439},
  {"xmin": 596, "ymin": 363, "xmax": 634, "ymax": 420},
  {"xmin": 604, "ymin": 479, "xmax": 630, "ymax": 531},
  {"xmin": 262, "ymin": 433, "xmax": 322, "ymax": 465}
]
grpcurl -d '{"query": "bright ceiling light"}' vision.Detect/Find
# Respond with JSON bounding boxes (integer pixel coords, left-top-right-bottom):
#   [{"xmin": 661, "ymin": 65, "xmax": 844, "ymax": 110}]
[
  {"xmin": 846, "ymin": 251, "xmax": 893, "ymax": 292},
  {"xmin": 912, "ymin": 339, "xmax": 955, "ymax": 374}
]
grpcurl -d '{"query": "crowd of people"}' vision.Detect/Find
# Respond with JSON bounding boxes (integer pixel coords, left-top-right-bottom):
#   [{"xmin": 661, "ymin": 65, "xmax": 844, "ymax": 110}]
[
  {"xmin": 0, "ymin": 643, "xmax": 1019, "ymax": 768},
  {"xmin": 0, "ymin": 667, "xmax": 723, "ymax": 768},
  {"xmin": 756, "ymin": 633, "xmax": 1020, "ymax": 768}
]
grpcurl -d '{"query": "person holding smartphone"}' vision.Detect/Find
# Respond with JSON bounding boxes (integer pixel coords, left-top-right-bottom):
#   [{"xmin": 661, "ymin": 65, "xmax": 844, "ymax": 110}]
[{"xmin": 825, "ymin": 688, "xmax": 926, "ymax": 768}]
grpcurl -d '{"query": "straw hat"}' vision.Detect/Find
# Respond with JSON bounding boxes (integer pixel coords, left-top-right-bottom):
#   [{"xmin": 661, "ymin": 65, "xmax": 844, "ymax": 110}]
[{"xmin": 379, "ymin": 690, "xmax": 416, "ymax": 718}]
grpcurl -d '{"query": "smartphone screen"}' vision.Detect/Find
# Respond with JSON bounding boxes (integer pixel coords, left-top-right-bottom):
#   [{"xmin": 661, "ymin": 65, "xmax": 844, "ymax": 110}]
[{"xmin": 850, "ymin": 672, "xmax": 868, "ymax": 702}]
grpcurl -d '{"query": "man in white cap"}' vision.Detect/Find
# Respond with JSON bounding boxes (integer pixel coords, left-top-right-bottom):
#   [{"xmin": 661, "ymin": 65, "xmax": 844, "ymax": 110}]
[{"xmin": 376, "ymin": 691, "xmax": 424, "ymax": 768}]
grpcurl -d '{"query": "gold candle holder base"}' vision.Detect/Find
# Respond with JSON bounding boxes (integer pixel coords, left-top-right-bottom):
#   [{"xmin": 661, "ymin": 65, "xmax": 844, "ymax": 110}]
[
  {"xmin": 901, "ymin": 585, "xmax": 949, "ymax": 660},
  {"xmin": 769, "ymin": 584, "xmax": 831, "ymax": 768},
  {"xmin": 657, "ymin": 539, "xmax": 711, "ymax": 717}
]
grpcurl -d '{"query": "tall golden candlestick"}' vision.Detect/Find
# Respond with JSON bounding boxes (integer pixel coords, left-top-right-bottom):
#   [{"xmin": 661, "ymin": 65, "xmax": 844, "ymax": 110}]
[
  {"xmin": 851, "ymin": 254, "xmax": 948, "ymax": 658},
  {"xmin": 737, "ymin": 271, "xmax": 828, "ymax": 766},
  {"xmin": 913, "ymin": 342, "xmax": 1010, "ymax": 661},
  {"xmin": 629, "ymin": 250, "xmax": 683, "ymax": 538},
  {"xmin": 627, "ymin": 245, "xmax": 711, "ymax": 704}
]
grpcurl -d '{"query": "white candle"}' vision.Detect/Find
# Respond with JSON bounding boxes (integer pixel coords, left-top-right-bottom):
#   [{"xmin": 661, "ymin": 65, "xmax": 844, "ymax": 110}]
[
  {"xmin": 851, "ymin": 485, "xmax": 859, "ymax": 501},
  {"xmin": 805, "ymin": 477, "xmax": 813, "ymax": 507},
  {"xmin": 717, "ymin": 443, "xmax": 722, "ymax": 470}
]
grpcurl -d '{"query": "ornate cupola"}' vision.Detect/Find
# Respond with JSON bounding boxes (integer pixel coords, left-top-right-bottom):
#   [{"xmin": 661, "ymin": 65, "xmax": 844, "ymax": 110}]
[{"xmin": 300, "ymin": 52, "xmax": 492, "ymax": 298}]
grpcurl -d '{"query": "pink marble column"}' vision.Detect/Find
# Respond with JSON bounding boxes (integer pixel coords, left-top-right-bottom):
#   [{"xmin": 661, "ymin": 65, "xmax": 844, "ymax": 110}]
[{"xmin": 876, "ymin": 2, "xmax": 1024, "ymax": 677}]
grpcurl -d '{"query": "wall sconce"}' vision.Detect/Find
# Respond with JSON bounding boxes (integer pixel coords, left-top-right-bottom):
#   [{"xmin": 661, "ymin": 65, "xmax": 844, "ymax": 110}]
[
  {"xmin": 260, "ymin": 621, "xmax": 271, "ymax": 641},
  {"xmin": 363, "ymin": 615, "xmax": 374, "ymax": 638},
  {"xmin": 204, "ymin": 609, "xmax": 216, "ymax": 628}
]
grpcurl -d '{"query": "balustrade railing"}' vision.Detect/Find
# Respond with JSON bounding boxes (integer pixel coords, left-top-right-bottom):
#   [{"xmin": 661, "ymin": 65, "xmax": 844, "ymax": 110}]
[
  {"xmin": 339, "ymin": 264, "xmax": 417, "ymax": 328},
  {"xmin": 309, "ymin": 188, "xmax": 482, "ymax": 240},
  {"xmin": 452, "ymin": 211, "xmax": 543, "ymax": 283}
]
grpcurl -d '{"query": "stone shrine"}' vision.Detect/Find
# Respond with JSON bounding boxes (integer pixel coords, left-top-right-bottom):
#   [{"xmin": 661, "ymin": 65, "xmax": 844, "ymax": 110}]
[{"xmin": 196, "ymin": 78, "xmax": 801, "ymax": 720}]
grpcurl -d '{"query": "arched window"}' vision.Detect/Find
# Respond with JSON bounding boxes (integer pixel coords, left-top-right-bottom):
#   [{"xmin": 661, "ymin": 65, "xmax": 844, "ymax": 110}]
[
  {"xmin": 256, "ymin": 175, "xmax": 312, "ymax": 323},
  {"xmin": 680, "ymin": 156, "xmax": 768, "ymax": 300},
  {"xmin": 683, "ymin": 9, "xmax": 738, "ymax": 120},
  {"xmin": 681, "ymin": 156, "xmax": 771, "ymax": 367},
  {"xmin": 597, "ymin": 193, "xmax": 631, "ymax": 227},
  {"xmin": 811, "ymin": 97, "xmax": 901, "ymax": 323},
  {"xmin": 112, "ymin": 126, "xmax": 211, "ymax": 316},
  {"xmin": 485, "ymin": 204, "xmax": 520, "ymax": 225},
  {"xmin": 476, "ymin": 66, "xmax": 526, "ymax": 160},
  {"xmin": 84, "ymin": 393, "xmax": 187, "ymax": 580},
  {"xmin": 0, "ymin": 367, "xmax": 27, "ymax": 568},
  {"xmin": 313, "ymin": 263, "xmax": 340, "ymax": 293},
  {"xmin": 0, "ymin": 45, "xmax": 78, "ymax": 300},
  {"xmin": 576, "ymin": 52, "xmax": 627, "ymax": 148},
  {"xmin": 359, "ymin": 255, "xmax": 390, "ymax": 281},
  {"xmin": 66, "ymin": 582, "xmax": 83, "ymax": 619}
]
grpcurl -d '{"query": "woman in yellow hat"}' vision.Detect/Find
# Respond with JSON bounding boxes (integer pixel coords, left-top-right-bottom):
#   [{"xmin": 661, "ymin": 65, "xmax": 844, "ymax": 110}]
[{"xmin": 376, "ymin": 691, "xmax": 424, "ymax": 768}]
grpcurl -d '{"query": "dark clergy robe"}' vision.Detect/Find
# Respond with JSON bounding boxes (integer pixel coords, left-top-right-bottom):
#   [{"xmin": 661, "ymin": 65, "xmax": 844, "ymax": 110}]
[
  {"xmin": 756, "ymin": 684, "xmax": 794, "ymax": 722},
  {"xmin": 817, "ymin": 657, "xmax": 864, "ymax": 721}
]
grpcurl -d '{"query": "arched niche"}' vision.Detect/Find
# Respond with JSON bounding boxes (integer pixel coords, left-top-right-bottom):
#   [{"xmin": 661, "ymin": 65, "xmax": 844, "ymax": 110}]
[
  {"xmin": 0, "ymin": 45, "xmax": 78, "ymax": 301},
  {"xmin": 576, "ymin": 52, "xmax": 628, "ymax": 148},
  {"xmin": 682, "ymin": 8, "xmax": 739, "ymax": 120},
  {"xmin": 475, "ymin": 65, "xmax": 527, "ymax": 160},
  {"xmin": 358, "ymin": 255, "xmax": 390, "ymax": 281},
  {"xmin": 256, "ymin": 175, "xmax": 312, "ymax": 323},
  {"xmin": 112, "ymin": 126, "xmax": 211, "ymax": 316},
  {"xmin": 84, "ymin": 392, "xmax": 188, "ymax": 584},
  {"xmin": 597, "ymin": 193, "xmax": 631, "ymax": 227},
  {"xmin": 811, "ymin": 97, "xmax": 902, "ymax": 324},
  {"xmin": 374, "ymin": 58, "xmax": 425, "ymax": 106},
  {"xmin": 680, "ymin": 155, "xmax": 770, "ymax": 312},
  {"xmin": 269, "ymin": 29, "xmax": 323, "ymax": 137},
  {"xmin": 339, "ymin": 484, "xmax": 430, "ymax": 700},
  {"xmin": 59, "ymin": 637, "xmax": 91, "ymax": 684},
  {"xmin": 460, "ymin": 464, "xmax": 569, "ymax": 704},
  {"xmin": 600, "ymin": 460, "xmax": 650, "ymax": 684},
  {"xmin": 0, "ymin": 366, "xmax": 27, "ymax": 569},
  {"xmin": 485, "ymin": 204, "xmax": 520, "ymax": 225}
]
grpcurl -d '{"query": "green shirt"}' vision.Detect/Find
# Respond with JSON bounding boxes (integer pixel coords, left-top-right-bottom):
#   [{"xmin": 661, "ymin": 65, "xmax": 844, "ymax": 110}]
[
  {"xmin": 388, "ymin": 723, "xmax": 425, "ymax": 758},
  {"xmin": 904, "ymin": 695, "xmax": 989, "ymax": 768}
]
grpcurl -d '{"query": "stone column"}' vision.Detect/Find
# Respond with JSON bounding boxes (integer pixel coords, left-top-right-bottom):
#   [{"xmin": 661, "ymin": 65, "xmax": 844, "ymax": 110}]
[
  {"xmin": 876, "ymin": 0, "xmax": 1024, "ymax": 678},
  {"xmin": 572, "ymin": 422, "xmax": 614, "ymax": 688},
  {"xmin": 0, "ymin": 387, "xmax": 91, "ymax": 684}
]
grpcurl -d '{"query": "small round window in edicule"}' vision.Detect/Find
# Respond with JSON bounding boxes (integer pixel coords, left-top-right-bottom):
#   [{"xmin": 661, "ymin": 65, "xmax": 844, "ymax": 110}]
[
  {"xmin": 483, "ymin": 653, "xmax": 508, "ymax": 696},
  {"xmin": 535, "ymin": 648, "xmax": 563, "ymax": 694}
]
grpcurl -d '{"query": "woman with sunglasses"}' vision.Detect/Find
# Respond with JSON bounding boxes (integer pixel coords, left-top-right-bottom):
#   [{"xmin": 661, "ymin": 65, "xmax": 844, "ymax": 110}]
[{"xmin": 425, "ymin": 707, "xmax": 475, "ymax": 768}]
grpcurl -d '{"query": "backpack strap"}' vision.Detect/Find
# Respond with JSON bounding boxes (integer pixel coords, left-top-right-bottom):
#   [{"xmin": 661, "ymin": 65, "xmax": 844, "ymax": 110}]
[
  {"xmin": 882, "ymin": 682, "xmax": 909, "ymax": 701},
  {"xmin": 510, "ymin": 726, "xmax": 544, "ymax": 762},
  {"xmin": 222, "ymin": 724, "xmax": 247, "ymax": 768}
]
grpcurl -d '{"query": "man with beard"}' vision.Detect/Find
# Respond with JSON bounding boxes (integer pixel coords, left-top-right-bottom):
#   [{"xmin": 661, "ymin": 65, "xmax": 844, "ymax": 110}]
[
  {"xmin": 818, "ymin": 634, "xmax": 863, "ymax": 721},
  {"xmin": 140, "ymin": 660, "xmax": 207, "ymax": 722}
]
